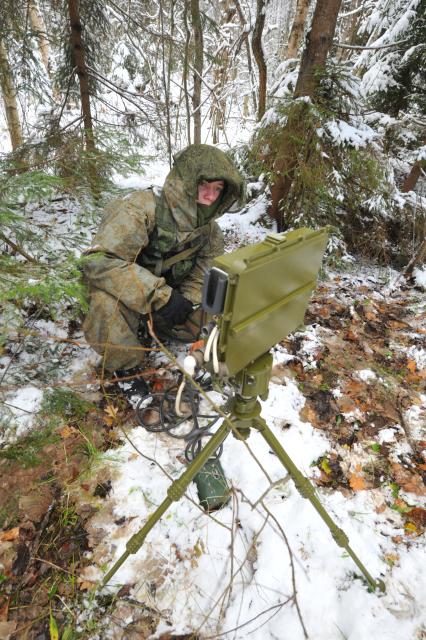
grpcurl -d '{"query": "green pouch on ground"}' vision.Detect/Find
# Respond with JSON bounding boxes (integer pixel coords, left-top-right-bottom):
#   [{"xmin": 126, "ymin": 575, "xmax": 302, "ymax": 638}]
[{"xmin": 193, "ymin": 458, "xmax": 230, "ymax": 512}]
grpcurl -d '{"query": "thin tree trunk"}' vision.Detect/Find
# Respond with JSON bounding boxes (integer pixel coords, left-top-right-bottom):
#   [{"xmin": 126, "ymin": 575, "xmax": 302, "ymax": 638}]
[
  {"xmin": 252, "ymin": 0, "xmax": 267, "ymax": 121},
  {"xmin": 28, "ymin": 0, "xmax": 50, "ymax": 74},
  {"xmin": 285, "ymin": 0, "xmax": 311, "ymax": 60},
  {"xmin": 67, "ymin": 0, "xmax": 95, "ymax": 151},
  {"xmin": 182, "ymin": 1, "xmax": 192, "ymax": 145},
  {"xmin": 337, "ymin": 0, "xmax": 364, "ymax": 62},
  {"xmin": 0, "ymin": 39, "xmax": 23, "ymax": 150},
  {"xmin": 402, "ymin": 147, "xmax": 425, "ymax": 193},
  {"xmin": 234, "ymin": 0, "xmax": 257, "ymax": 114},
  {"xmin": 270, "ymin": 0, "xmax": 342, "ymax": 229},
  {"xmin": 403, "ymin": 235, "xmax": 426, "ymax": 279},
  {"xmin": 211, "ymin": 0, "xmax": 234, "ymax": 143},
  {"xmin": 159, "ymin": 0, "xmax": 174, "ymax": 166},
  {"xmin": 190, "ymin": 0, "xmax": 203, "ymax": 145}
]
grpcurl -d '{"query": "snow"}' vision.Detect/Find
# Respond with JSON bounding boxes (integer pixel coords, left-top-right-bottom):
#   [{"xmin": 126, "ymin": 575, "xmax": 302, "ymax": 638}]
[
  {"xmin": 1, "ymin": 32, "xmax": 426, "ymax": 633},
  {"xmin": 112, "ymin": 158, "xmax": 170, "ymax": 190},
  {"xmin": 2, "ymin": 186, "xmax": 425, "ymax": 638},
  {"xmin": 413, "ymin": 266, "xmax": 426, "ymax": 289},
  {"xmin": 4, "ymin": 386, "xmax": 43, "ymax": 439},
  {"xmin": 219, "ymin": 194, "xmax": 272, "ymax": 248},
  {"xmin": 321, "ymin": 120, "xmax": 376, "ymax": 148},
  {"xmin": 378, "ymin": 428, "xmax": 398, "ymax": 444},
  {"xmin": 70, "ymin": 313, "xmax": 424, "ymax": 638},
  {"xmin": 356, "ymin": 369, "xmax": 377, "ymax": 383},
  {"xmin": 85, "ymin": 383, "xmax": 424, "ymax": 639},
  {"xmin": 404, "ymin": 401, "xmax": 426, "ymax": 441}
]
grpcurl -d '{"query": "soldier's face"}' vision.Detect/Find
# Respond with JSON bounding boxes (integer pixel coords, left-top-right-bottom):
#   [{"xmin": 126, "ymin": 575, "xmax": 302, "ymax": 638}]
[{"xmin": 197, "ymin": 180, "xmax": 225, "ymax": 205}]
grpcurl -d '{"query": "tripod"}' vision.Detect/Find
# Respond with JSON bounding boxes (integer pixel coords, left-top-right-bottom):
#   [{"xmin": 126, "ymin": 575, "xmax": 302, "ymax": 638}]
[{"xmin": 102, "ymin": 353, "xmax": 385, "ymax": 592}]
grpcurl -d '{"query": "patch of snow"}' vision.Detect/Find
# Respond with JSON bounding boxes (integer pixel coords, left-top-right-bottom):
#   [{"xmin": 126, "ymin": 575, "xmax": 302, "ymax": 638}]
[
  {"xmin": 33, "ymin": 319, "xmax": 68, "ymax": 340},
  {"xmin": 356, "ymin": 369, "xmax": 377, "ymax": 382},
  {"xmin": 406, "ymin": 345, "xmax": 426, "ymax": 370},
  {"xmin": 404, "ymin": 402, "xmax": 426, "ymax": 441},
  {"xmin": 323, "ymin": 119, "xmax": 376, "ymax": 148},
  {"xmin": 4, "ymin": 386, "xmax": 43, "ymax": 440},
  {"xmin": 112, "ymin": 158, "xmax": 170, "ymax": 190},
  {"xmin": 272, "ymin": 344, "xmax": 294, "ymax": 366},
  {"xmin": 413, "ymin": 266, "xmax": 426, "ymax": 289},
  {"xmin": 378, "ymin": 428, "xmax": 397, "ymax": 444},
  {"xmin": 219, "ymin": 194, "xmax": 271, "ymax": 248}
]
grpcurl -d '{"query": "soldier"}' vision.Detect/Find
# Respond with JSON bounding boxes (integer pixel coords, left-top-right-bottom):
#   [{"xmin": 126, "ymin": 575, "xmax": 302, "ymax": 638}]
[{"xmin": 82, "ymin": 144, "xmax": 244, "ymax": 404}]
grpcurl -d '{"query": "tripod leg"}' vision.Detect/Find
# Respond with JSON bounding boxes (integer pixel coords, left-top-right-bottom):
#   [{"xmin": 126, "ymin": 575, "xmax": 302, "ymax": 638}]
[
  {"xmin": 257, "ymin": 420, "xmax": 385, "ymax": 592},
  {"xmin": 102, "ymin": 420, "xmax": 230, "ymax": 586}
]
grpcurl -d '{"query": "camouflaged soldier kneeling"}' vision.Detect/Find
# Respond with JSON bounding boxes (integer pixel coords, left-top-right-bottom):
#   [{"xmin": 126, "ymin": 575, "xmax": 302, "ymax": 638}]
[{"xmin": 82, "ymin": 144, "xmax": 244, "ymax": 405}]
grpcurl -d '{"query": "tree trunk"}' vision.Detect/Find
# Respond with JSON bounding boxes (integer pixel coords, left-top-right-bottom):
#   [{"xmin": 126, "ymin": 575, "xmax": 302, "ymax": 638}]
[
  {"xmin": 211, "ymin": 0, "xmax": 234, "ymax": 143},
  {"xmin": 402, "ymin": 145, "xmax": 426, "ymax": 192},
  {"xmin": 234, "ymin": 0, "xmax": 257, "ymax": 115},
  {"xmin": 403, "ymin": 236, "xmax": 426, "ymax": 279},
  {"xmin": 337, "ymin": 0, "xmax": 364, "ymax": 62},
  {"xmin": 28, "ymin": 0, "xmax": 50, "ymax": 74},
  {"xmin": 67, "ymin": 0, "xmax": 95, "ymax": 151},
  {"xmin": 294, "ymin": 0, "xmax": 341, "ymax": 98},
  {"xmin": 182, "ymin": 1, "xmax": 192, "ymax": 145},
  {"xmin": 159, "ymin": 0, "xmax": 174, "ymax": 166},
  {"xmin": 285, "ymin": 0, "xmax": 311, "ymax": 60},
  {"xmin": 269, "ymin": 0, "xmax": 342, "ymax": 229},
  {"xmin": 190, "ymin": 0, "xmax": 203, "ymax": 145},
  {"xmin": 0, "ymin": 38, "xmax": 23, "ymax": 150},
  {"xmin": 252, "ymin": 0, "xmax": 267, "ymax": 121}
]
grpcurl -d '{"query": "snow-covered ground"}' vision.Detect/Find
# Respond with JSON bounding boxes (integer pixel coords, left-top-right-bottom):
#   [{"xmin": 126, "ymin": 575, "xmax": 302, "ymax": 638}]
[
  {"xmin": 1, "ymin": 162, "xmax": 425, "ymax": 640},
  {"xmin": 77, "ymin": 198, "xmax": 424, "ymax": 638},
  {"xmin": 76, "ymin": 380, "xmax": 423, "ymax": 639}
]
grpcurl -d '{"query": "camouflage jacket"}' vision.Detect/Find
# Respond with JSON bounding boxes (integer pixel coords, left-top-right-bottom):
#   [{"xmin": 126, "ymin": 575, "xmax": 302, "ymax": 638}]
[{"xmin": 83, "ymin": 144, "xmax": 244, "ymax": 312}]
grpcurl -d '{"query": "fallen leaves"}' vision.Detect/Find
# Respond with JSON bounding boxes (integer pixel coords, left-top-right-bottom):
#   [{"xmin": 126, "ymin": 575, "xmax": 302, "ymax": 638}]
[
  {"xmin": 406, "ymin": 507, "xmax": 426, "ymax": 528},
  {"xmin": 390, "ymin": 463, "xmax": 426, "ymax": 496},
  {"xmin": 103, "ymin": 404, "xmax": 120, "ymax": 426},
  {"xmin": 59, "ymin": 425, "xmax": 79, "ymax": 439},
  {"xmin": 349, "ymin": 473, "xmax": 368, "ymax": 491},
  {"xmin": 0, "ymin": 528, "xmax": 20, "ymax": 542},
  {"xmin": 78, "ymin": 580, "xmax": 97, "ymax": 591},
  {"xmin": 406, "ymin": 359, "xmax": 417, "ymax": 373}
]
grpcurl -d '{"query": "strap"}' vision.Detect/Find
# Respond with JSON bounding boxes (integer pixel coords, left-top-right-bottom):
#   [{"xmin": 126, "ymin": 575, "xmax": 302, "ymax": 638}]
[{"xmin": 160, "ymin": 243, "xmax": 202, "ymax": 273}]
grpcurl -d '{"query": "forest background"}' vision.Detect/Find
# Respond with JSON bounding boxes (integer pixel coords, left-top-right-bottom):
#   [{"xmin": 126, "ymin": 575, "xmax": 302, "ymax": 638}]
[{"xmin": 0, "ymin": 0, "xmax": 425, "ymax": 638}]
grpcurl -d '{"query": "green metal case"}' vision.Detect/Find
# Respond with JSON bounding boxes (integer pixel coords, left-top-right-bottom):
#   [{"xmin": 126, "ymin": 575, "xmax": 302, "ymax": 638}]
[{"xmin": 213, "ymin": 227, "xmax": 329, "ymax": 375}]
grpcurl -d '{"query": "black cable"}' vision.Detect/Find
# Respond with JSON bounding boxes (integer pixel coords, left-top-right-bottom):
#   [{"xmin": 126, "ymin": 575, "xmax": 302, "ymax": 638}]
[{"xmin": 135, "ymin": 377, "xmax": 224, "ymax": 461}]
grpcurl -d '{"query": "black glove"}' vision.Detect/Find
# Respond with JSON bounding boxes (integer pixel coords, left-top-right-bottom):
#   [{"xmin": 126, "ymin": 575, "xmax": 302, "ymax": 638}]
[{"xmin": 154, "ymin": 290, "xmax": 193, "ymax": 328}]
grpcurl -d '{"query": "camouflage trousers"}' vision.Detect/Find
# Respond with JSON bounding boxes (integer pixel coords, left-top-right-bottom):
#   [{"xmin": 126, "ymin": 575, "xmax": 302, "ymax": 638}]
[{"xmin": 83, "ymin": 289, "xmax": 204, "ymax": 372}]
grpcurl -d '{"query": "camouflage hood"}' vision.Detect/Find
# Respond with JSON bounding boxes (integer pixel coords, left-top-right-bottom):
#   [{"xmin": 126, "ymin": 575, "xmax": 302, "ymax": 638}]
[{"xmin": 158, "ymin": 144, "xmax": 245, "ymax": 235}]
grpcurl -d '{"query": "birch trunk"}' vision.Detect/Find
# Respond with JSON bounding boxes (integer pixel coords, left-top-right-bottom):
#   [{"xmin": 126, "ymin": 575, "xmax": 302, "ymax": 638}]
[
  {"xmin": 28, "ymin": 0, "xmax": 50, "ymax": 74},
  {"xmin": 0, "ymin": 38, "xmax": 23, "ymax": 150},
  {"xmin": 285, "ymin": 0, "xmax": 311, "ymax": 60}
]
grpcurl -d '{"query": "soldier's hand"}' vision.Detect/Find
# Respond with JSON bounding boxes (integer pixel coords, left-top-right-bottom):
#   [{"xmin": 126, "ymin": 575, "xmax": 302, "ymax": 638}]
[{"xmin": 154, "ymin": 290, "xmax": 193, "ymax": 328}]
